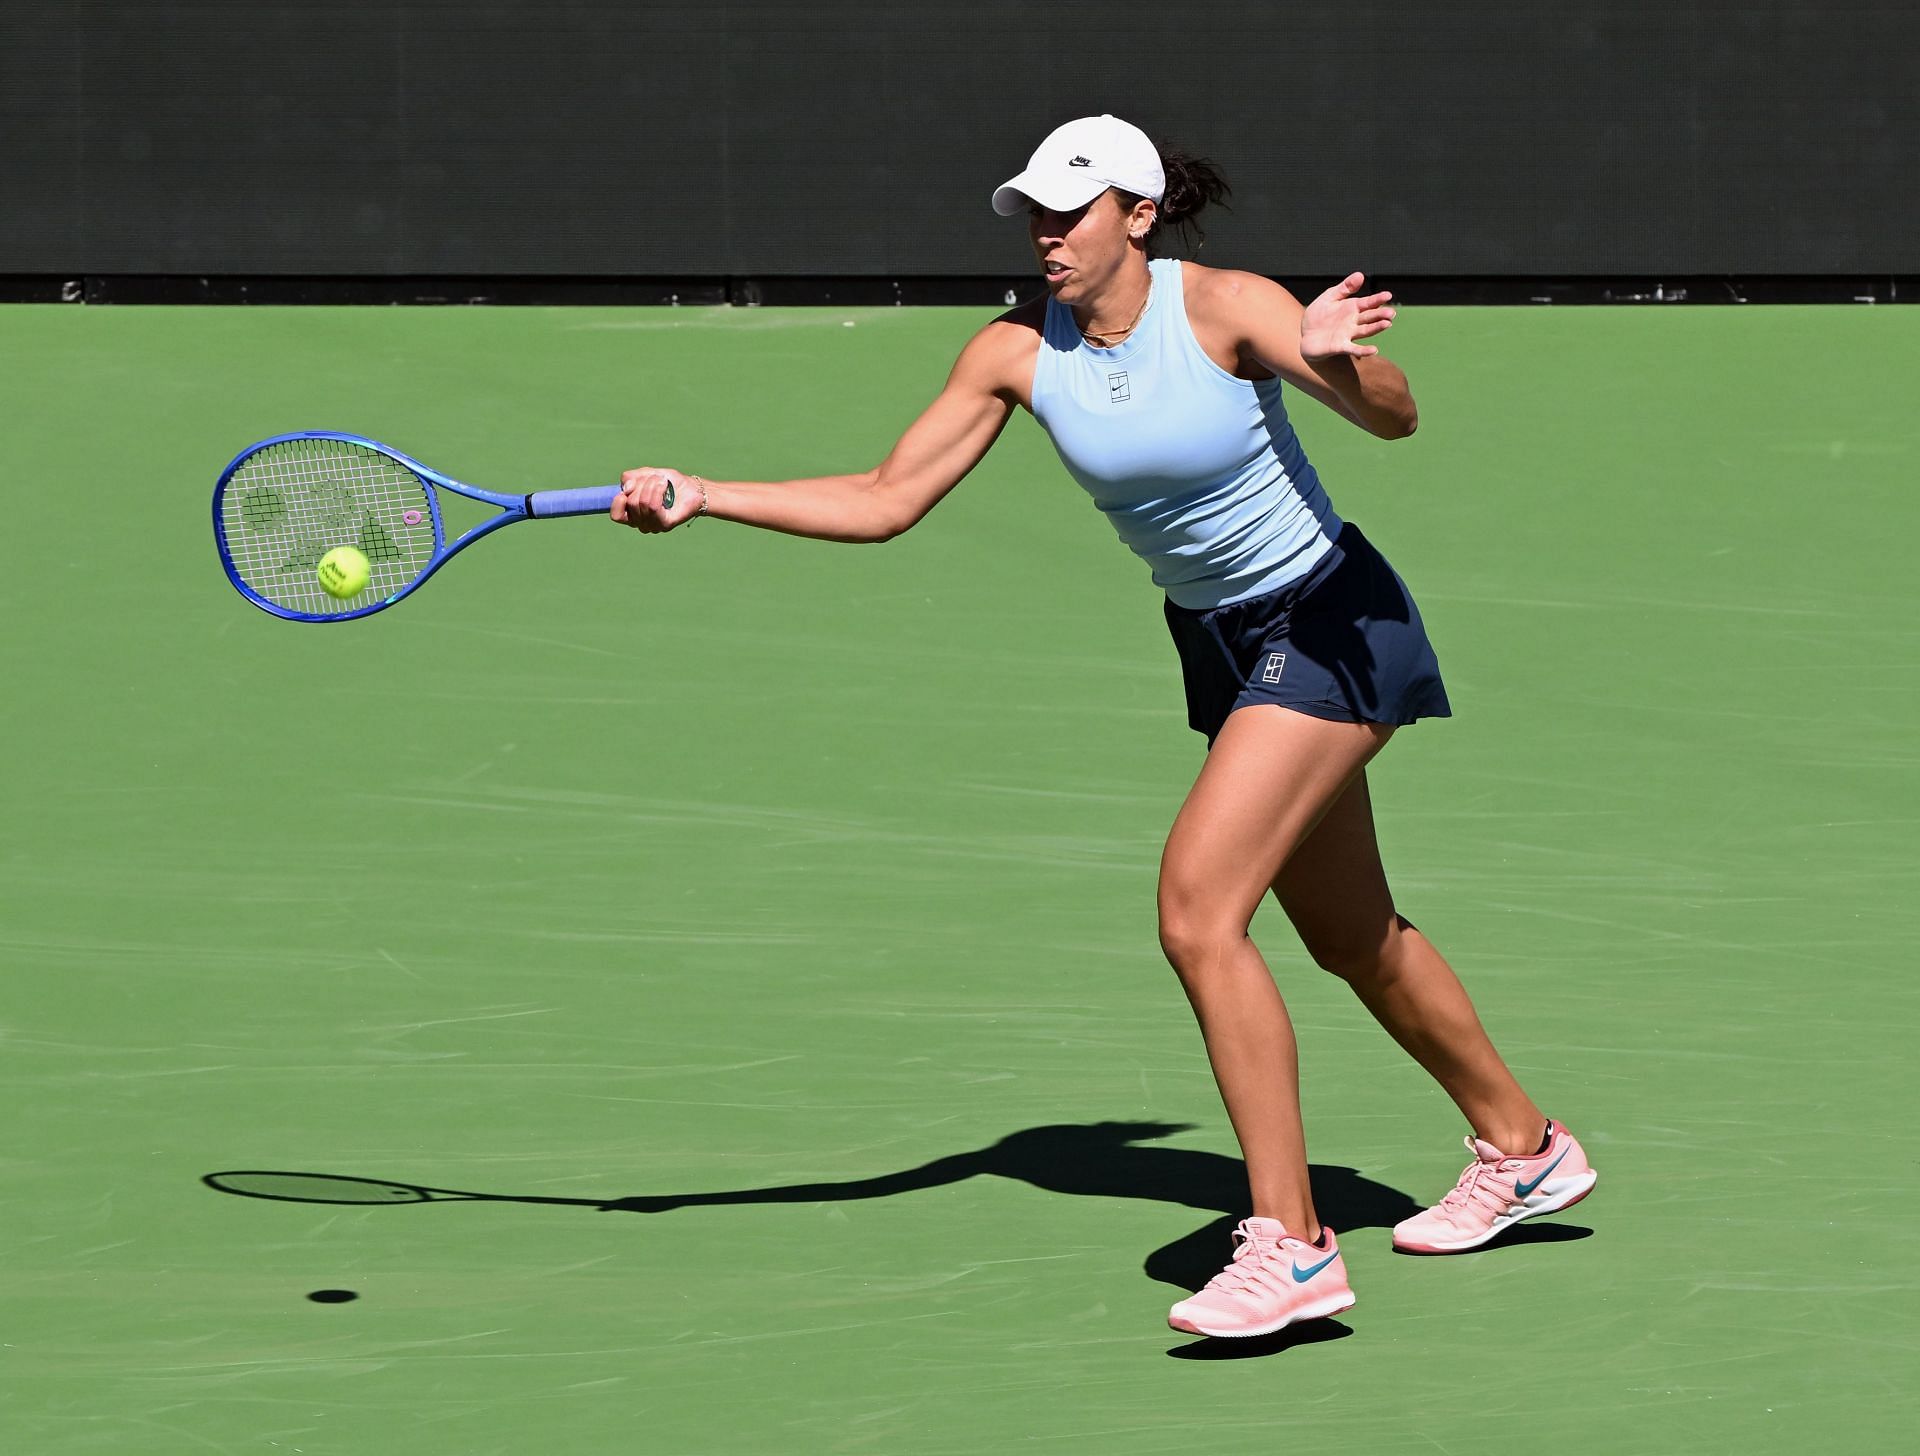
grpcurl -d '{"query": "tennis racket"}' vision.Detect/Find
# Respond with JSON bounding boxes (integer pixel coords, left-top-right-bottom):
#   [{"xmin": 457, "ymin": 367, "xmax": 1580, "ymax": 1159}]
[
  {"xmin": 204, "ymin": 1169, "xmax": 608, "ymax": 1209},
  {"xmin": 213, "ymin": 431, "xmax": 630, "ymax": 622}
]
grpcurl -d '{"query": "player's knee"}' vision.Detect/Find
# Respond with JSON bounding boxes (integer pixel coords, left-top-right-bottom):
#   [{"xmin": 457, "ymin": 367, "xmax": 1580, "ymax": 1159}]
[{"xmin": 1156, "ymin": 889, "xmax": 1235, "ymax": 981}]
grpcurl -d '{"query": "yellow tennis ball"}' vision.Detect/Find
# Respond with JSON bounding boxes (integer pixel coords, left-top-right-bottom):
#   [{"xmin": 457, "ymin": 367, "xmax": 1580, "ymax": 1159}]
[{"xmin": 317, "ymin": 545, "xmax": 372, "ymax": 599}]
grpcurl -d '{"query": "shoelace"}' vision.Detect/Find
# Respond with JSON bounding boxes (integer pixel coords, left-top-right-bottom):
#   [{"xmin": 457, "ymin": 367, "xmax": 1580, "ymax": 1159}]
[
  {"xmin": 1438, "ymin": 1156, "xmax": 1517, "ymax": 1215},
  {"xmin": 1205, "ymin": 1221, "xmax": 1289, "ymax": 1295}
]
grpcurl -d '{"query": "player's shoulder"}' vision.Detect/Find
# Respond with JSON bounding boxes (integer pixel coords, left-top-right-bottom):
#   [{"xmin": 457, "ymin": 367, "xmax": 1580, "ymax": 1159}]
[
  {"xmin": 1181, "ymin": 262, "xmax": 1301, "ymax": 320},
  {"xmin": 988, "ymin": 293, "xmax": 1049, "ymax": 338},
  {"xmin": 952, "ymin": 295, "xmax": 1045, "ymax": 389}
]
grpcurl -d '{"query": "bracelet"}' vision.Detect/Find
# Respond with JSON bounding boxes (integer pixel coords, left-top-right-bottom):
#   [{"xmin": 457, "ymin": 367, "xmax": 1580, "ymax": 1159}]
[{"xmin": 685, "ymin": 475, "xmax": 710, "ymax": 526}]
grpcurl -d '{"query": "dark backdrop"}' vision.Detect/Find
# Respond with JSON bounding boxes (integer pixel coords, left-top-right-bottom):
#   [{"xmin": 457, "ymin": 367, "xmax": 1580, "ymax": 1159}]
[{"xmin": 2, "ymin": 1, "xmax": 1912, "ymax": 279}]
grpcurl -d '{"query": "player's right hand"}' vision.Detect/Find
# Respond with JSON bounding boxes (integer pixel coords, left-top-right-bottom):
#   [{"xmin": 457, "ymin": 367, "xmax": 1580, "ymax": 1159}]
[{"xmin": 612, "ymin": 467, "xmax": 704, "ymax": 533}]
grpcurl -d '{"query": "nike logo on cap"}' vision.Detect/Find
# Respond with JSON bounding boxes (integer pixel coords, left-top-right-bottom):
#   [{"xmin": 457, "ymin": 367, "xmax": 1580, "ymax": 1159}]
[{"xmin": 1067, "ymin": 155, "xmax": 1092, "ymax": 167}]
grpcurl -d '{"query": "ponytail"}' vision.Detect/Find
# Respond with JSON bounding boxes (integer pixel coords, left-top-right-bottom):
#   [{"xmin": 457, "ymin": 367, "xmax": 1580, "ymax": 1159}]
[{"xmin": 1118, "ymin": 146, "xmax": 1232, "ymax": 254}]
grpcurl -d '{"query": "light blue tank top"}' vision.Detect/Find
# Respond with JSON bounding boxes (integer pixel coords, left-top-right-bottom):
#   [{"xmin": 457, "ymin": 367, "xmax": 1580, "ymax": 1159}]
[{"xmin": 1031, "ymin": 257, "xmax": 1342, "ymax": 610}]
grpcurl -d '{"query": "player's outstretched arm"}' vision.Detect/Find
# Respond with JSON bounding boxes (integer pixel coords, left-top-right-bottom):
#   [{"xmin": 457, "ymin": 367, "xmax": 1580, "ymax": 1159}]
[
  {"xmin": 1199, "ymin": 269, "xmax": 1418, "ymax": 440},
  {"xmin": 611, "ymin": 320, "xmax": 1028, "ymax": 543}
]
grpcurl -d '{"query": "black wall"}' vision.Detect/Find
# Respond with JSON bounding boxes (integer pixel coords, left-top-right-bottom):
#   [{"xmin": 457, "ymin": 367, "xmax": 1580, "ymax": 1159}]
[{"xmin": 2, "ymin": 1, "xmax": 1912, "ymax": 279}]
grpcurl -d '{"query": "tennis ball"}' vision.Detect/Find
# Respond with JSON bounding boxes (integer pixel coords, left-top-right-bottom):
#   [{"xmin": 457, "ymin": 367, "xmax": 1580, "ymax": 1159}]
[{"xmin": 317, "ymin": 545, "xmax": 372, "ymax": 599}]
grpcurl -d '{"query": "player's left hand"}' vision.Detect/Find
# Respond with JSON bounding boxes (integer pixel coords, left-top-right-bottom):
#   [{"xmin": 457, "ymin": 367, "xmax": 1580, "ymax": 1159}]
[
  {"xmin": 612, "ymin": 467, "xmax": 704, "ymax": 533},
  {"xmin": 1300, "ymin": 272, "xmax": 1397, "ymax": 362}
]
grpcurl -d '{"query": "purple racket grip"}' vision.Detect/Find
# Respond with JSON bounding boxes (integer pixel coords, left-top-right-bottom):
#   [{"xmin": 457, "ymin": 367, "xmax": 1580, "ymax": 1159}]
[{"xmin": 527, "ymin": 486, "xmax": 621, "ymax": 518}]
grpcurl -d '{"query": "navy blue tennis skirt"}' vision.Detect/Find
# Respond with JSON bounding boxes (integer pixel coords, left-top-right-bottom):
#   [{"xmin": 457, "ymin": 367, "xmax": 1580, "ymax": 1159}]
[{"xmin": 1164, "ymin": 522, "xmax": 1451, "ymax": 743}]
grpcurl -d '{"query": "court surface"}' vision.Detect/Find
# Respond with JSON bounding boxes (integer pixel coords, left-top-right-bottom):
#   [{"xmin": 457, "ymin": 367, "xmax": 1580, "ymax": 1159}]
[{"xmin": 3, "ymin": 301, "xmax": 1915, "ymax": 1453}]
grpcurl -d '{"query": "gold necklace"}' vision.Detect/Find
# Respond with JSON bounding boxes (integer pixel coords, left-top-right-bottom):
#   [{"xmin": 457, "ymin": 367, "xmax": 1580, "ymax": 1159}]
[{"xmin": 1079, "ymin": 273, "xmax": 1152, "ymax": 347}]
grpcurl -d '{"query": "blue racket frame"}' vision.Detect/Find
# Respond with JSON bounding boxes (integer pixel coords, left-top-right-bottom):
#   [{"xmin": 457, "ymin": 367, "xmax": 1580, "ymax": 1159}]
[{"xmin": 213, "ymin": 430, "xmax": 620, "ymax": 623}]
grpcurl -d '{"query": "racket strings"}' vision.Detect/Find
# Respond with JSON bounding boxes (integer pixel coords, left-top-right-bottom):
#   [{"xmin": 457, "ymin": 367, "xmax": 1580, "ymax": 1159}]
[{"xmin": 218, "ymin": 439, "xmax": 438, "ymax": 617}]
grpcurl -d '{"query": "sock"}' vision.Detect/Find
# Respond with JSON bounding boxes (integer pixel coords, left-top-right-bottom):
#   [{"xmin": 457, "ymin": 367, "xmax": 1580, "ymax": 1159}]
[{"xmin": 1531, "ymin": 1121, "xmax": 1554, "ymax": 1156}]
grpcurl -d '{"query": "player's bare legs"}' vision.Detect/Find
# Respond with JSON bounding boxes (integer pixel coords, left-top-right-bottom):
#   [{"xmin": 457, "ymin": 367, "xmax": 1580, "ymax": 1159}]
[
  {"xmin": 1273, "ymin": 772, "xmax": 1546, "ymax": 1155},
  {"xmin": 1157, "ymin": 705, "xmax": 1392, "ymax": 1238}
]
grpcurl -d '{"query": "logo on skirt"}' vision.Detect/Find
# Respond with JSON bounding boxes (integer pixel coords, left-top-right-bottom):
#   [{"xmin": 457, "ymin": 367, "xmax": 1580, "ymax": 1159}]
[{"xmin": 1262, "ymin": 652, "xmax": 1288, "ymax": 683}]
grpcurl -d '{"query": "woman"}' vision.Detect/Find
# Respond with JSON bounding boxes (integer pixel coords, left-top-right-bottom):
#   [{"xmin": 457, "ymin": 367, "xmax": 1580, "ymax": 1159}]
[{"xmin": 611, "ymin": 114, "xmax": 1596, "ymax": 1339}]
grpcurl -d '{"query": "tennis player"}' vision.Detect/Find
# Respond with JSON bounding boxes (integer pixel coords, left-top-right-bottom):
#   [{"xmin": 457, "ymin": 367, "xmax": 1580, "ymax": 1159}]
[{"xmin": 611, "ymin": 115, "xmax": 1596, "ymax": 1339}]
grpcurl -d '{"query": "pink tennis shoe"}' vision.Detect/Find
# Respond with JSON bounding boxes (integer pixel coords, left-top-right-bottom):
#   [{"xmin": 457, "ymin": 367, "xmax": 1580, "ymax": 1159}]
[
  {"xmin": 1167, "ymin": 1218, "xmax": 1356, "ymax": 1338},
  {"xmin": 1393, "ymin": 1119, "xmax": 1597, "ymax": 1253}
]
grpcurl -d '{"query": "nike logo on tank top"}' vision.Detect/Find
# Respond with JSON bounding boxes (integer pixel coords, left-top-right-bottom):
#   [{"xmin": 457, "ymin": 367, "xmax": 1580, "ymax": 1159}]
[{"xmin": 1032, "ymin": 257, "xmax": 1342, "ymax": 610}]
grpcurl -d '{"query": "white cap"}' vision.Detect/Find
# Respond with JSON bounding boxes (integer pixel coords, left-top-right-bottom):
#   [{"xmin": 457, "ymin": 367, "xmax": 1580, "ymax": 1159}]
[{"xmin": 991, "ymin": 114, "xmax": 1165, "ymax": 217}]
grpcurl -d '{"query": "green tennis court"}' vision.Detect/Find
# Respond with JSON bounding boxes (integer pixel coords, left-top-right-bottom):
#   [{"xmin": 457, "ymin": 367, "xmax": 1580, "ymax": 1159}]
[{"xmin": 4, "ymin": 302, "xmax": 1914, "ymax": 1452}]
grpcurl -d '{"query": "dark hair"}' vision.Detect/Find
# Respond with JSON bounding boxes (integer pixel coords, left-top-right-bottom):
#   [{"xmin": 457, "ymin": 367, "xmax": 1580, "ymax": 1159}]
[{"xmin": 1117, "ymin": 146, "xmax": 1232, "ymax": 254}]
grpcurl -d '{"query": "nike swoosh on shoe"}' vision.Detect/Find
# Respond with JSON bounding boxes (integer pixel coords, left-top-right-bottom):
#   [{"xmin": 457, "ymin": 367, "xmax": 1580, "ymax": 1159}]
[
  {"xmin": 1513, "ymin": 1148, "xmax": 1571, "ymax": 1198},
  {"xmin": 1290, "ymin": 1252, "xmax": 1339, "ymax": 1283}
]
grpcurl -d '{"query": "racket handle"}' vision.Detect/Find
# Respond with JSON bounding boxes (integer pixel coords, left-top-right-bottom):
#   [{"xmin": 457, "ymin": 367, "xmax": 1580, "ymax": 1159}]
[{"xmin": 527, "ymin": 485, "xmax": 622, "ymax": 518}]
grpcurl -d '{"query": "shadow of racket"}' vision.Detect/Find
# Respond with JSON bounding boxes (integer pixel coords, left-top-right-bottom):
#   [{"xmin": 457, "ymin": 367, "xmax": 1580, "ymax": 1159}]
[{"xmin": 202, "ymin": 1170, "xmax": 664, "ymax": 1211}]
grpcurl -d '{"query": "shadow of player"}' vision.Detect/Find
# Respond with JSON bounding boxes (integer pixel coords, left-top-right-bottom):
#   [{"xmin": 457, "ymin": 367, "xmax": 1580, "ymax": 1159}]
[
  {"xmin": 208, "ymin": 1120, "xmax": 1592, "ymax": 1356},
  {"xmin": 594, "ymin": 1120, "xmax": 1423, "ymax": 1292}
]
